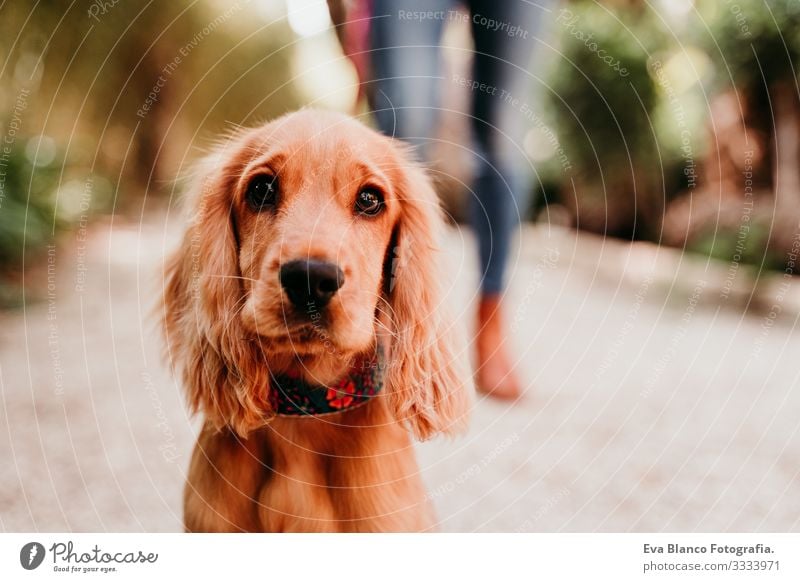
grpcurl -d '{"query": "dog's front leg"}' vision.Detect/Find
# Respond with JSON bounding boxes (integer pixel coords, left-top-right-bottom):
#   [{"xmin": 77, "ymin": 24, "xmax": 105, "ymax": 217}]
[{"xmin": 184, "ymin": 424, "xmax": 266, "ymax": 532}]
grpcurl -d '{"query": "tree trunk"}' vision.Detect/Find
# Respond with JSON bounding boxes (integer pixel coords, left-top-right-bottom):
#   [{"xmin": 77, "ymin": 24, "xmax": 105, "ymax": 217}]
[{"xmin": 771, "ymin": 81, "xmax": 800, "ymax": 209}]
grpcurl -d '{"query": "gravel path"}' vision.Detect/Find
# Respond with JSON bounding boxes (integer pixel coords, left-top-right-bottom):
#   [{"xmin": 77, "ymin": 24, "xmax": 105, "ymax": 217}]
[{"xmin": 2, "ymin": 211, "xmax": 799, "ymax": 532}]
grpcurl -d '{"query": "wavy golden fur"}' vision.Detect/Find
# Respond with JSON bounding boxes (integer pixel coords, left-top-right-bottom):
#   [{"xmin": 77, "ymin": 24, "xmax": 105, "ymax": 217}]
[{"xmin": 162, "ymin": 110, "xmax": 471, "ymax": 532}]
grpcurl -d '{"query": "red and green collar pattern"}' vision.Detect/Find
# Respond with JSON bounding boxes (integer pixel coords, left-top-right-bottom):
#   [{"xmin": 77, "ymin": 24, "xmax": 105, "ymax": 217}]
[{"xmin": 269, "ymin": 349, "xmax": 385, "ymax": 417}]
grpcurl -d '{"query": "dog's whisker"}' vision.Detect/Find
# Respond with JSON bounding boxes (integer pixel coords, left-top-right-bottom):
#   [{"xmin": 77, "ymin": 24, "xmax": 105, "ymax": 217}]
[
  {"xmin": 206, "ymin": 274, "xmax": 261, "ymax": 284},
  {"xmin": 372, "ymin": 319, "xmax": 398, "ymax": 340},
  {"xmin": 372, "ymin": 305, "xmax": 396, "ymax": 327},
  {"xmin": 374, "ymin": 295, "xmax": 398, "ymax": 320},
  {"xmin": 219, "ymin": 294, "xmax": 250, "ymax": 335}
]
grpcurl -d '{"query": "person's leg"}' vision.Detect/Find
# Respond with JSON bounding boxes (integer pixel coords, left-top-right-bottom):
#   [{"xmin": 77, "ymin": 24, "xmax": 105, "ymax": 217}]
[
  {"xmin": 468, "ymin": 0, "xmax": 548, "ymax": 398},
  {"xmin": 369, "ymin": 0, "xmax": 453, "ymax": 155}
]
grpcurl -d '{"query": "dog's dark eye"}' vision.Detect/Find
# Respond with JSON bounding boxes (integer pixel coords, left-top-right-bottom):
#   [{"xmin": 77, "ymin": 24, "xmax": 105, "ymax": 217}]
[
  {"xmin": 355, "ymin": 189, "xmax": 384, "ymax": 216},
  {"xmin": 246, "ymin": 174, "xmax": 279, "ymax": 210}
]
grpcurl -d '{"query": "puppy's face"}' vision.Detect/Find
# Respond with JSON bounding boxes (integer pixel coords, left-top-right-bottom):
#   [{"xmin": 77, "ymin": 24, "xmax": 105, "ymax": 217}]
[
  {"xmin": 165, "ymin": 109, "xmax": 469, "ymax": 437},
  {"xmin": 232, "ymin": 113, "xmax": 400, "ymax": 360}
]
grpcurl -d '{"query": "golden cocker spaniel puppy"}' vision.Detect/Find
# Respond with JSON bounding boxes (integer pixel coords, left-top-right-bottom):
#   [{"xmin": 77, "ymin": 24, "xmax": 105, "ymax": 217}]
[{"xmin": 163, "ymin": 110, "xmax": 471, "ymax": 532}]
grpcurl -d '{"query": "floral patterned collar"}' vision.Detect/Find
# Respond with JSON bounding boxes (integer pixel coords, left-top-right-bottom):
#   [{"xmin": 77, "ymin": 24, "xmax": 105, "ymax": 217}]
[{"xmin": 269, "ymin": 348, "xmax": 385, "ymax": 417}]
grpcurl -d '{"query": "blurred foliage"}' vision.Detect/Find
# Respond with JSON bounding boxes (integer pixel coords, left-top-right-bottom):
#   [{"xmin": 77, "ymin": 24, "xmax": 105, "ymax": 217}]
[
  {"xmin": 546, "ymin": 2, "xmax": 672, "ymax": 238},
  {"xmin": 0, "ymin": 130, "xmax": 115, "ymax": 305},
  {"xmin": 692, "ymin": 216, "xmax": 783, "ymax": 270},
  {"xmin": 0, "ymin": 0, "xmax": 308, "ymax": 303},
  {"xmin": 689, "ymin": 0, "xmax": 800, "ymax": 269},
  {"xmin": 543, "ymin": 0, "xmax": 800, "ymax": 273},
  {"xmin": 0, "ymin": 136, "xmax": 59, "ymax": 268},
  {"xmin": 700, "ymin": 0, "xmax": 800, "ymax": 92},
  {"xmin": 1, "ymin": 1, "xmax": 300, "ymax": 189},
  {"xmin": 3, "ymin": 0, "xmax": 800, "ymax": 301},
  {"xmin": 551, "ymin": 4, "xmax": 662, "ymax": 170}
]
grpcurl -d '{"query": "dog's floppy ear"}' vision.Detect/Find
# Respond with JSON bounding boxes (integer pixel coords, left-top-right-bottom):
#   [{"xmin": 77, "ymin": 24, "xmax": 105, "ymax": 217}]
[
  {"xmin": 384, "ymin": 153, "xmax": 472, "ymax": 440},
  {"xmin": 163, "ymin": 141, "xmax": 272, "ymax": 437}
]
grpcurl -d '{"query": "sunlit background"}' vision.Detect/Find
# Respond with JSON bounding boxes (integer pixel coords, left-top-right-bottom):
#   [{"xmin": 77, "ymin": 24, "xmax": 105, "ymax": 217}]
[
  {"xmin": 2, "ymin": 0, "xmax": 800, "ymax": 532},
  {"xmin": 3, "ymin": 0, "xmax": 800, "ymax": 294}
]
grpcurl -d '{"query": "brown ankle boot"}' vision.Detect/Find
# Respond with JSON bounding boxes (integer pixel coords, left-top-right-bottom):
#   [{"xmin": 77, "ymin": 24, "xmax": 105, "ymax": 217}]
[{"xmin": 475, "ymin": 294, "xmax": 522, "ymax": 400}]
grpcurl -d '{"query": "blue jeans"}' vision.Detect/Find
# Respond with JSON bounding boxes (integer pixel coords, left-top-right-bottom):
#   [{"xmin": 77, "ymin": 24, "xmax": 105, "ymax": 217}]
[{"xmin": 370, "ymin": 0, "xmax": 548, "ymax": 293}]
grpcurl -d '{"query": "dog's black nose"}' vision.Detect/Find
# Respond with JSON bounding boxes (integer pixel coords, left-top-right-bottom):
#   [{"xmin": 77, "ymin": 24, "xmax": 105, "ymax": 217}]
[{"xmin": 279, "ymin": 259, "xmax": 345, "ymax": 310}]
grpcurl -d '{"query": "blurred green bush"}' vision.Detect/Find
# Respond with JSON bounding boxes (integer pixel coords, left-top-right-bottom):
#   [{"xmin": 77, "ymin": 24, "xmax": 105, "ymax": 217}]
[
  {"xmin": 4, "ymin": 0, "xmax": 800, "ymax": 302},
  {"xmin": 544, "ymin": 1, "xmax": 694, "ymax": 238},
  {"xmin": 0, "ymin": 136, "xmax": 57, "ymax": 270},
  {"xmin": 542, "ymin": 0, "xmax": 800, "ymax": 272},
  {"xmin": 0, "ymin": 0, "xmax": 305, "ymax": 304},
  {"xmin": 0, "ymin": 130, "xmax": 115, "ymax": 306}
]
